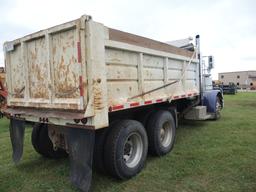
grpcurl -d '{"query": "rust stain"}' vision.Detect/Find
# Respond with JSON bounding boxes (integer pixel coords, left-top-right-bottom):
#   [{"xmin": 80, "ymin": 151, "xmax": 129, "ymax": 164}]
[
  {"xmin": 27, "ymin": 39, "xmax": 49, "ymax": 99},
  {"xmin": 13, "ymin": 87, "xmax": 24, "ymax": 98},
  {"xmin": 54, "ymin": 54, "xmax": 79, "ymax": 98},
  {"xmin": 9, "ymin": 101, "xmax": 79, "ymax": 110},
  {"xmin": 93, "ymin": 79, "xmax": 104, "ymax": 110},
  {"xmin": 46, "ymin": 30, "xmax": 80, "ymax": 99},
  {"xmin": 53, "ymin": 46, "xmax": 56, "ymax": 55},
  {"xmin": 30, "ymin": 50, "xmax": 37, "ymax": 60}
]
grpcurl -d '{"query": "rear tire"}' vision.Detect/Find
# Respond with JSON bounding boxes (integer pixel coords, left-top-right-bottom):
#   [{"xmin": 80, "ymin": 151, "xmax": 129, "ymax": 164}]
[
  {"xmin": 135, "ymin": 110, "xmax": 154, "ymax": 127},
  {"xmin": 147, "ymin": 110, "xmax": 176, "ymax": 156},
  {"xmin": 104, "ymin": 120, "xmax": 148, "ymax": 179},
  {"xmin": 31, "ymin": 124, "xmax": 67, "ymax": 158},
  {"xmin": 31, "ymin": 124, "xmax": 41, "ymax": 154}
]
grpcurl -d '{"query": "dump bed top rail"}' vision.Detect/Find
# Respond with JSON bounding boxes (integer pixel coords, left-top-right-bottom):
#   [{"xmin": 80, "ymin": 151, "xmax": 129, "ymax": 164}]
[{"xmin": 108, "ymin": 28, "xmax": 194, "ymax": 58}]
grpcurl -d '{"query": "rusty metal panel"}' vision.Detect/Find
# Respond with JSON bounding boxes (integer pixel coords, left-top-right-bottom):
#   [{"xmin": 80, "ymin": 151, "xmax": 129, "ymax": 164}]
[
  {"xmin": 51, "ymin": 29, "xmax": 80, "ymax": 99},
  {"xmin": 7, "ymin": 44, "xmax": 25, "ymax": 99},
  {"xmin": 5, "ymin": 18, "xmax": 87, "ymax": 111},
  {"xmin": 27, "ymin": 37, "xmax": 49, "ymax": 99}
]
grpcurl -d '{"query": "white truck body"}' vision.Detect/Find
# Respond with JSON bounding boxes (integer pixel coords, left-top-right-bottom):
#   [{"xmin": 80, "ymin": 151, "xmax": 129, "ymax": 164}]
[
  {"xmin": 4, "ymin": 15, "xmax": 199, "ymax": 129},
  {"xmin": 4, "ymin": 15, "xmax": 224, "ymax": 192}
]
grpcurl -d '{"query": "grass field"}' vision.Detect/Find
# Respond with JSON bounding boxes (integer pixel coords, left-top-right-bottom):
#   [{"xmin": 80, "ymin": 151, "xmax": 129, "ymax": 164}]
[{"xmin": 0, "ymin": 92, "xmax": 256, "ymax": 192}]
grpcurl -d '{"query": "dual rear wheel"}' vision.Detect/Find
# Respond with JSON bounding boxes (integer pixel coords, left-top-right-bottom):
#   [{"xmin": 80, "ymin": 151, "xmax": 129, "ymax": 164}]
[
  {"xmin": 31, "ymin": 110, "xmax": 176, "ymax": 180},
  {"xmin": 147, "ymin": 110, "xmax": 176, "ymax": 156},
  {"xmin": 104, "ymin": 120, "xmax": 148, "ymax": 179},
  {"xmin": 96, "ymin": 110, "xmax": 176, "ymax": 179}
]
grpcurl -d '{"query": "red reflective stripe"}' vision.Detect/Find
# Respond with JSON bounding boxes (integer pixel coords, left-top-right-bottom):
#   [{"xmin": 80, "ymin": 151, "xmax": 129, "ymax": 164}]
[
  {"xmin": 77, "ymin": 42, "xmax": 81, "ymax": 63},
  {"xmin": 79, "ymin": 76, "xmax": 84, "ymax": 96},
  {"xmin": 130, "ymin": 102, "xmax": 140, "ymax": 107},
  {"xmin": 110, "ymin": 93, "xmax": 200, "ymax": 112},
  {"xmin": 144, "ymin": 100, "xmax": 152, "ymax": 105},
  {"xmin": 112, "ymin": 105, "xmax": 124, "ymax": 110}
]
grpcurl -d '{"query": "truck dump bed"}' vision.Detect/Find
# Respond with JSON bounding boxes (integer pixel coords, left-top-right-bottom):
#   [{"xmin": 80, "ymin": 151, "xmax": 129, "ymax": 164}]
[
  {"xmin": 4, "ymin": 15, "xmax": 199, "ymax": 128},
  {"xmin": 106, "ymin": 28, "xmax": 199, "ymax": 107}
]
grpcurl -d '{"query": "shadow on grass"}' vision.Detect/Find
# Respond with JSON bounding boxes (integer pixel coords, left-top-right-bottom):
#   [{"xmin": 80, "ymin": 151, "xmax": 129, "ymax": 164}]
[
  {"xmin": 14, "ymin": 155, "xmax": 126, "ymax": 192},
  {"xmin": 92, "ymin": 172, "xmax": 124, "ymax": 192},
  {"xmin": 16, "ymin": 156, "xmax": 69, "ymax": 176},
  {"xmin": 179, "ymin": 119, "xmax": 208, "ymax": 129}
]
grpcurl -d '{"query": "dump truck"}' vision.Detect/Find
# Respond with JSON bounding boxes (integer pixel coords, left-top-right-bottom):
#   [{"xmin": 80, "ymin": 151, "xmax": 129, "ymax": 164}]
[{"xmin": 3, "ymin": 15, "xmax": 223, "ymax": 192}]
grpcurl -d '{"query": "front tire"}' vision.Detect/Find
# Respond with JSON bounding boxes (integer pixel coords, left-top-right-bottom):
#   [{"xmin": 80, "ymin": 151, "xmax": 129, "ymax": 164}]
[
  {"xmin": 214, "ymin": 96, "xmax": 222, "ymax": 120},
  {"xmin": 104, "ymin": 120, "xmax": 148, "ymax": 179}
]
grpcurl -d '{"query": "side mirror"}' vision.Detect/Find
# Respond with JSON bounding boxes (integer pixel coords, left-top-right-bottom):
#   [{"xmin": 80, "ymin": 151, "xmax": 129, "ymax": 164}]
[{"xmin": 208, "ymin": 56, "xmax": 214, "ymax": 70}]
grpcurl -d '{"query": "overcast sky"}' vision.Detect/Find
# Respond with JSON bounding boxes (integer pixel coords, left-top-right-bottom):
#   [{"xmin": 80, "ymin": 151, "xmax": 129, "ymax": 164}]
[{"xmin": 0, "ymin": 0, "xmax": 255, "ymax": 79}]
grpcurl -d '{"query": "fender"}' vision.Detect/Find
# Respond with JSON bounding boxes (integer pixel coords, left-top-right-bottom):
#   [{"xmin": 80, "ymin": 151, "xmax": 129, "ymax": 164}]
[{"xmin": 203, "ymin": 90, "xmax": 223, "ymax": 113}]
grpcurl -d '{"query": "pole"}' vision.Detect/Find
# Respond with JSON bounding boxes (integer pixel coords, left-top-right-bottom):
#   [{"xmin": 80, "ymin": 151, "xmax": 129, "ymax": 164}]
[{"xmin": 196, "ymin": 35, "xmax": 203, "ymax": 105}]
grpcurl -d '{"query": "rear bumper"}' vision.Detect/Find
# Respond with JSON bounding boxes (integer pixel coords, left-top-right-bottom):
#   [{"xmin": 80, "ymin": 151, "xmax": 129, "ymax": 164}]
[{"xmin": 4, "ymin": 107, "xmax": 95, "ymax": 129}]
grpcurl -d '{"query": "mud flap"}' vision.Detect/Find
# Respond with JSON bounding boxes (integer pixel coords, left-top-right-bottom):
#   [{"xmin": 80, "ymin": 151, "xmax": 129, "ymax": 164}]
[
  {"xmin": 67, "ymin": 128, "xmax": 95, "ymax": 192},
  {"xmin": 9, "ymin": 118, "xmax": 25, "ymax": 164}
]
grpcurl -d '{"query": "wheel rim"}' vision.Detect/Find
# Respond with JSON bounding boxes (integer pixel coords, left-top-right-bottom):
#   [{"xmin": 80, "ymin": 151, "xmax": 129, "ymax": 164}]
[
  {"xmin": 160, "ymin": 121, "xmax": 173, "ymax": 148},
  {"xmin": 123, "ymin": 132, "xmax": 143, "ymax": 168},
  {"xmin": 216, "ymin": 97, "xmax": 222, "ymax": 118},
  {"xmin": 216, "ymin": 98, "xmax": 222, "ymax": 112}
]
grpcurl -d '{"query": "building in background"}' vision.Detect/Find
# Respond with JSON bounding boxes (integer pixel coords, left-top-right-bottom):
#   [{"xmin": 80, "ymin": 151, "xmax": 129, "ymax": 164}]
[{"xmin": 218, "ymin": 70, "xmax": 256, "ymax": 89}]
